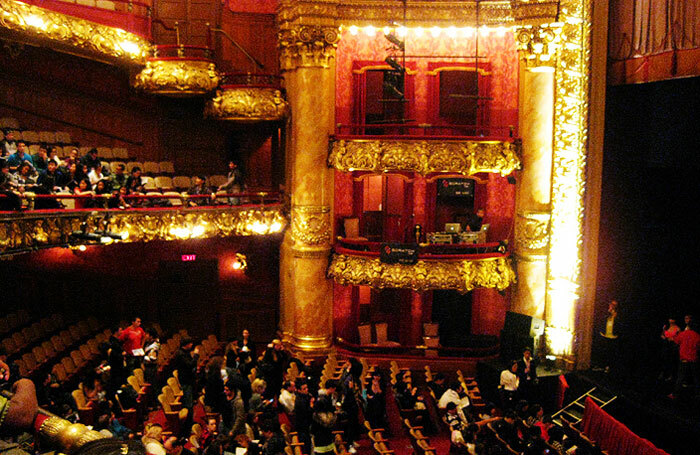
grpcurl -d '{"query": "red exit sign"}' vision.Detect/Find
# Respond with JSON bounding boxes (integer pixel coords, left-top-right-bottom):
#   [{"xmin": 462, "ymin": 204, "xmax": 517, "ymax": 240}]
[{"xmin": 181, "ymin": 254, "xmax": 197, "ymax": 262}]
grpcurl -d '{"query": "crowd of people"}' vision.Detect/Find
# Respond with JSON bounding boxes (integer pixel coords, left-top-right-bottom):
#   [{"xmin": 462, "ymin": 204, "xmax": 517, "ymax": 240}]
[
  {"xmin": 0, "ymin": 132, "xmax": 245, "ymax": 211},
  {"xmin": 0, "ymin": 313, "xmax": 614, "ymax": 455}
]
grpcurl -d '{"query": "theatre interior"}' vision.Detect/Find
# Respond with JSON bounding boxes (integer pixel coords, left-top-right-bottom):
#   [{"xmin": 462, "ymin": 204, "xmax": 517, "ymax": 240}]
[{"xmin": 1, "ymin": 0, "xmax": 699, "ymax": 454}]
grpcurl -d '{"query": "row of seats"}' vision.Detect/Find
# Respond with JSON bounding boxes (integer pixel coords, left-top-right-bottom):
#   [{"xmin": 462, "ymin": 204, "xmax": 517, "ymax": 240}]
[
  {"xmin": 50, "ymin": 328, "xmax": 112, "ymax": 383},
  {"xmin": 1, "ymin": 314, "xmax": 67, "ymax": 357},
  {"xmin": 0, "ymin": 309, "xmax": 32, "ymax": 337},
  {"xmin": 0, "ymin": 128, "xmax": 72, "ymax": 145},
  {"xmin": 403, "ymin": 418, "xmax": 438, "ymax": 455},
  {"xmin": 104, "ymin": 160, "xmax": 174, "ymax": 175}
]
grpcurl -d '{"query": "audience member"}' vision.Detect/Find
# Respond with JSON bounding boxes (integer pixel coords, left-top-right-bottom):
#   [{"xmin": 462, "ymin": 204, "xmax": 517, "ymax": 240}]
[
  {"xmin": 7, "ymin": 142, "xmax": 34, "ymax": 173},
  {"xmin": 1, "ymin": 130, "xmax": 18, "ymax": 157},
  {"xmin": 218, "ymin": 160, "xmax": 244, "ymax": 205},
  {"xmin": 172, "ymin": 337, "xmax": 199, "ymax": 410},
  {"xmin": 188, "ymin": 175, "xmax": 212, "ymax": 206},
  {"xmin": 115, "ymin": 317, "xmax": 146, "ymax": 371},
  {"xmin": 81, "ymin": 148, "xmax": 102, "ymax": 172}
]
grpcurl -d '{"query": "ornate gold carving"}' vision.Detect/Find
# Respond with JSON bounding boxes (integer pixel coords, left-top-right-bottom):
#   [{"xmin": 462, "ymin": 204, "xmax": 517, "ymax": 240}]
[
  {"xmin": 38, "ymin": 417, "xmax": 103, "ymax": 454},
  {"xmin": 278, "ymin": 25, "xmax": 340, "ymax": 70},
  {"xmin": 515, "ymin": 23, "xmax": 563, "ymax": 69},
  {"xmin": 510, "ymin": 1, "xmax": 561, "ymax": 26},
  {"xmin": 544, "ymin": 0, "xmax": 591, "ymax": 356},
  {"xmin": 290, "ymin": 205, "xmax": 332, "ymax": 247},
  {"xmin": 514, "ymin": 211, "xmax": 550, "ymax": 255},
  {"xmin": 328, "ymin": 253, "xmax": 515, "ymax": 293},
  {"xmin": 205, "ymin": 87, "xmax": 289, "ymax": 121},
  {"xmin": 133, "ymin": 59, "xmax": 220, "ymax": 96},
  {"xmin": 0, "ymin": 206, "xmax": 286, "ymax": 256},
  {"xmin": 0, "ymin": 0, "xmax": 150, "ymax": 64},
  {"xmin": 329, "ymin": 139, "xmax": 521, "ymax": 176}
]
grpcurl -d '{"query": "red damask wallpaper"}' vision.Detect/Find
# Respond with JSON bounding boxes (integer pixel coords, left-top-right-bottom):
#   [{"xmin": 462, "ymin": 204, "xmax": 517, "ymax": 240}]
[{"xmin": 224, "ymin": 0, "xmax": 277, "ymax": 14}]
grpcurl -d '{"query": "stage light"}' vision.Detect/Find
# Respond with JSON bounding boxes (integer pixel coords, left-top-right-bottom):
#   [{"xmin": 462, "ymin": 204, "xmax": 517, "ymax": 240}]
[
  {"xmin": 349, "ymin": 25, "xmax": 359, "ymax": 36},
  {"xmin": 413, "ymin": 27, "xmax": 424, "ymax": 37},
  {"xmin": 384, "ymin": 33, "xmax": 405, "ymax": 51},
  {"xmin": 396, "ymin": 26, "xmax": 407, "ymax": 38},
  {"xmin": 77, "ymin": 245, "xmax": 87, "ymax": 252},
  {"xmin": 382, "ymin": 26, "xmax": 391, "ymax": 35},
  {"xmin": 231, "ymin": 253, "xmax": 248, "ymax": 272}
]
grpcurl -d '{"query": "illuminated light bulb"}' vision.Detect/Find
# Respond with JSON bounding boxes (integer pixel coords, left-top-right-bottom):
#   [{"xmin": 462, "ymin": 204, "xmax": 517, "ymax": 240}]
[
  {"xmin": 397, "ymin": 26, "xmax": 407, "ymax": 38},
  {"xmin": 248, "ymin": 221, "xmax": 268, "ymax": 234},
  {"xmin": 119, "ymin": 40, "xmax": 141, "ymax": 56},
  {"xmin": 382, "ymin": 26, "xmax": 391, "ymax": 35},
  {"xmin": 25, "ymin": 14, "xmax": 46, "ymax": 29},
  {"xmin": 430, "ymin": 26, "xmax": 441, "ymax": 37},
  {"xmin": 446, "ymin": 26, "xmax": 457, "ymax": 38},
  {"xmin": 270, "ymin": 221, "xmax": 283, "ymax": 233},
  {"xmin": 479, "ymin": 25, "xmax": 489, "ymax": 35},
  {"xmin": 413, "ymin": 27, "xmax": 424, "ymax": 37},
  {"xmin": 170, "ymin": 227, "xmax": 190, "ymax": 239},
  {"xmin": 78, "ymin": 245, "xmax": 87, "ymax": 252},
  {"xmin": 120, "ymin": 231, "xmax": 130, "ymax": 240},
  {"xmin": 495, "ymin": 26, "xmax": 507, "ymax": 36},
  {"xmin": 191, "ymin": 225, "xmax": 205, "ymax": 237},
  {"xmin": 349, "ymin": 25, "xmax": 359, "ymax": 36},
  {"xmin": 364, "ymin": 25, "xmax": 376, "ymax": 36},
  {"xmin": 231, "ymin": 253, "xmax": 248, "ymax": 271}
]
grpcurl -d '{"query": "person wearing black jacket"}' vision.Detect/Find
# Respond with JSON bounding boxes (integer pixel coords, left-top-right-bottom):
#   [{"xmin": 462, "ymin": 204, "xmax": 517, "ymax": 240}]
[{"xmin": 172, "ymin": 337, "xmax": 200, "ymax": 410}]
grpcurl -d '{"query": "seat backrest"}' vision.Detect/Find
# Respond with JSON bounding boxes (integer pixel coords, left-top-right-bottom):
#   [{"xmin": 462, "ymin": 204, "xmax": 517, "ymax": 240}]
[
  {"xmin": 98, "ymin": 147, "xmax": 114, "ymax": 160},
  {"xmin": 158, "ymin": 393, "xmax": 172, "ymax": 412},
  {"xmin": 72, "ymin": 389, "xmax": 88, "ymax": 408},
  {"xmin": 0, "ymin": 117, "xmax": 20, "ymax": 129},
  {"xmin": 423, "ymin": 323, "xmax": 439, "ymax": 337},
  {"xmin": 112, "ymin": 147, "xmax": 129, "ymax": 160},
  {"xmin": 167, "ymin": 376, "xmax": 182, "ymax": 395},
  {"xmin": 22, "ymin": 130, "xmax": 39, "ymax": 143},
  {"xmin": 126, "ymin": 161, "xmax": 143, "ymax": 173},
  {"xmin": 162, "ymin": 385, "xmax": 176, "ymax": 404},
  {"xmin": 55, "ymin": 131, "xmax": 72, "ymax": 143},
  {"xmin": 155, "ymin": 176, "xmax": 174, "ymax": 189},
  {"xmin": 143, "ymin": 161, "xmax": 160, "ymax": 175},
  {"xmin": 172, "ymin": 176, "xmax": 191, "ymax": 189},
  {"xmin": 358, "ymin": 324, "xmax": 372, "ymax": 345},
  {"xmin": 375, "ymin": 322, "xmax": 389, "ymax": 343},
  {"xmin": 127, "ymin": 375, "xmax": 141, "ymax": 393},
  {"xmin": 159, "ymin": 161, "xmax": 175, "ymax": 174}
]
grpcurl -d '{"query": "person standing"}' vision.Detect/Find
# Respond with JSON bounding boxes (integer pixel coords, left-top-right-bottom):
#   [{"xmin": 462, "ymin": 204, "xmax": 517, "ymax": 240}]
[
  {"xmin": 217, "ymin": 160, "xmax": 244, "ymax": 205},
  {"xmin": 116, "ymin": 317, "xmax": 146, "ymax": 372},
  {"xmin": 598, "ymin": 300, "xmax": 622, "ymax": 373},
  {"xmin": 172, "ymin": 337, "xmax": 200, "ymax": 410},
  {"xmin": 669, "ymin": 320, "xmax": 700, "ymax": 400},
  {"xmin": 517, "ymin": 347, "xmax": 538, "ymax": 400},
  {"xmin": 499, "ymin": 361, "xmax": 519, "ymax": 408},
  {"xmin": 660, "ymin": 317, "xmax": 681, "ymax": 382}
]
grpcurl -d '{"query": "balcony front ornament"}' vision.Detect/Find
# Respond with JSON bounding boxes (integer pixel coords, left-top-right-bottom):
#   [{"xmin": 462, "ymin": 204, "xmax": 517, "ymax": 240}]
[
  {"xmin": 0, "ymin": 0, "xmax": 150, "ymax": 64},
  {"xmin": 328, "ymin": 138, "xmax": 521, "ymax": 176},
  {"xmin": 133, "ymin": 59, "xmax": 220, "ymax": 96},
  {"xmin": 205, "ymin": 87, "xmax": 289, "ymax": 122},
  {"xmin": 328, "ymin": 253, "xmax": 515, "ymax": 293}
]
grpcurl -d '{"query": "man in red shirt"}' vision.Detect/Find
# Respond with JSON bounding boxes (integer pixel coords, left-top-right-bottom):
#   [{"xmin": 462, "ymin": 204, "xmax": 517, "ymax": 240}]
[
  {"xmin": 116, "ymin": 317, "xmax": 146, "ymax": 372},
  {"xmin": 669, "ymin": 319, "xmax": 700, "ymax": 399}
]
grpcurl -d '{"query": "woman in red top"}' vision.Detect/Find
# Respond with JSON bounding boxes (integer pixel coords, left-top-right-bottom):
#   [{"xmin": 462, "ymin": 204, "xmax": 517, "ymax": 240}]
[{"xmin": 660, "ymin": 317, "xmax": 681, "ymax": 382}]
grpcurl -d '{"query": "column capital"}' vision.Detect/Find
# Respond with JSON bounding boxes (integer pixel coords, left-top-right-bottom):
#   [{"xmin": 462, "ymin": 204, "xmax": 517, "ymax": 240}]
[
  {"xmin": 514, "ymin": 211, "xmax": 551, "ymax": 257},
  {"xmin": 290, "ymin": 204, "xmax": 332, "ymax": 249},
  {"xmin": 514, "ymin": 23, "xmax": 562, "ymax": 70},
  {"xmin": 278, "ymin": 25, "xmax": 340, "ymax": 71}
]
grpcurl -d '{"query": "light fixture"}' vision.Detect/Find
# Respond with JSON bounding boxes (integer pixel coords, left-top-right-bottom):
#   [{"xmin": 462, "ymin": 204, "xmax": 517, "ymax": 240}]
[
  {"xmin": 231, "ymin": 253, "xmax": 248, "ymax": 271},
  {"xmin": 384, "ymin": 33, "xmax": 405, "ymax": 51}
]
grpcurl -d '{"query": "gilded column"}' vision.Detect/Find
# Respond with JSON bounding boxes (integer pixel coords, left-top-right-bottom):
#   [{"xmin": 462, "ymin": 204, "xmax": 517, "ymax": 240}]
[
  {"xmin": 278, "ymin": 13, "xmax": 340, "ymax": 352},
  {"xmin": 512, "ymin": 24, "xmax": 561, "ymax": 326}
]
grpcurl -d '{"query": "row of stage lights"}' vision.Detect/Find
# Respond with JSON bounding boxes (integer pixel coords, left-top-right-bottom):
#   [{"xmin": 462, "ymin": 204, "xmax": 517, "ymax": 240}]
[{"xmin": 345, "ymin": 25, "xmax": 511, "ymax": 38}]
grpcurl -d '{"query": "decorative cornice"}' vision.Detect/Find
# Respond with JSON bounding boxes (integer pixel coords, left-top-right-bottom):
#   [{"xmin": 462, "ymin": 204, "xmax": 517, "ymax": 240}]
[
  {"xmin": 515, "ymin": 23, "xmax": 563, "ymax": 69},
  {"xmin": 132, "ymin": 59, "xmax": 220, "ymax": 96},
  {"xmin": 278, "ymin": 25, "xmax": 340, "ymax": 70},
  {"xmin": 290, "ymin": 205, "xmax": 332, "ymax": 247},
  {"xmin": 328, "ymin": 138, "xmax": 521, "ymax": 176},
  {"xmin": 510, "ymin": 0, "xmax": 561, "ymax": 26},
  {"xmin": 0, "ymin": 206, "xmax": 286, "ymax": 256},
  {"xmin": 204, "ymin": 87, "xmax": 289, "ymax": 122},
  {"xmin": 514, "ymin": 211, "xmax": 550, "ymax": 256},
  {"xmin": 328, "ymin": 253, "xmax": 515, "ymax": 293},
  {"xmin": 0, "ymin": 0, "xmax": 150, "ymax": 65}
]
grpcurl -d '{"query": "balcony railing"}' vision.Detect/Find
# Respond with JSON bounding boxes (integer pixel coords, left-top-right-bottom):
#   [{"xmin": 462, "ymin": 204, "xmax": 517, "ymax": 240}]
[{"xmin": 334, "ymin": 123, "xmax": 515, "ymax": 139}]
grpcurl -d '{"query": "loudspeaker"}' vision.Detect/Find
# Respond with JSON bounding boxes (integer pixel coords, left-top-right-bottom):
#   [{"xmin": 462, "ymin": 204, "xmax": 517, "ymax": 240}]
[{"xmin": 500, "ymin": 311, "xmax": 544, "ymax": 360}]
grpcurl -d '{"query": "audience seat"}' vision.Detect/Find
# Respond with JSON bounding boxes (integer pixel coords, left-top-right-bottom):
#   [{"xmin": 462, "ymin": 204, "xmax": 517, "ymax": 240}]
[
  {"xmin": 79, "ymin": 146, "xmax": 92, "ymax": 156},
  {"xmin": 55, "ymin": 131, "xmax": 72, "ymax": 144},
  {"xmin": 142, "ymin": 176, "xmax": 158, "ymax": 191},
  {"xmin": 126, "ymin": 161, "xmax": 143, "ymax": 173},
  {"xmin": 29, "ymin": 144, "xmax": 40, "ymax": 155},
  {"xmin": 209, "ymin": 175, "xmax": 227, "ymax": 188},
  {"xmin": 0, "ymin": 117, "xmax": 20, "ymax": 129},
  {"xmin": 39, "ymin": 131, "xmax": 56, "ymax": 143},
  {"xmin": 172, "ymin": 176, "xmax": 192, "ymax": 190},
  {"xmin": 158, "ymin": 161, "xmax": 175, "ymax": 174},
  {"xmin": 95, "ymin": 0, "xmax": 116, "ymax": 10},
  {"xmin": 143, "ymin": 161, "xmax": 160, "ymax": 175},
  {"xmin": 110, "ymin": 161, "xmax": 126, "ymax": 174},
  {"xmin": 155, "ymin": 177, "xmax": 174, "ymax": 191},
  {"xmin": 72, "ymin": 389, "xmax": 96, "ymax": 425},
  {"xmin": 98, "ymin": 147, "xmax": 114, "ymax": 160},
  {"xmin": 22, "ymin": 131, "xmax": 39, "ymax": 143},
  {"xmin": 112, "ymin": 147, "xmax": 129, "ymax": 160},
  {"xmin": 76, "ymin": 0, "xmax": 97, "ymax": 6}
]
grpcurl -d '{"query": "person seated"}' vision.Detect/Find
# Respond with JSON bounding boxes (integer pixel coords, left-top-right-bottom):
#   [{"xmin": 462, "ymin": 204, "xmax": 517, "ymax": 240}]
[
  {"xmin": 0, "ymin": 160, "xmax": 22, "ymax": 210},
  {"xmin": 278, "ymin": 380, "xmax": 296, "ymax": 414},
  {"xmin": 35, "ymin": 159, "xmax": 63, "ymax": 208},
  {"xmin": 188, "ymin": 175, "xmax": 212, "ymax": 206},
  {"xmin": 463, "ymin": 208, "xmax": 485, "ymax": 232},
  {"xmin": 125, "ymin": 167, "xmax": 144, "ymax": 194},
  {"xmin": 1, "ymin": 130, "xmax": 18, "ymax": 157},
  {"xmin": 110, "ymin": 163, "xmax": 128, "ymax": 192},
  {"xmin": 48, "ymin": 146, "xmax": 64, "ymax": 167},
  {"xmin": 73, "ymin": 178, "xmax": 95, "ymax": 209},
  {"xmin": 438, "ymin": 382, "xmax": 465, "ymax": 409},
  {"xmin": 88, "ymin": 165, "xmax": 109, "ymax": 187},
  {"xmin": 6, "ymin": 141, "xmax": 34, "ymax": 172},
  {"xmin": 80, "ymin": 148, "xmax": 101, "ymax": 173},
  {"xmin": 427, "ymin": 372, "xmax": 448, "ymax": 399},
  {"xmin": 443, "ymin": 402, "xmax": 466, "ymax": 431},
  {"xmin": 493, "ymin": 410, "xmax": 522, "ymax": 451},
  {"xmin": 32, "ymin": 146, "xmax": 49, "ymax": 172}
]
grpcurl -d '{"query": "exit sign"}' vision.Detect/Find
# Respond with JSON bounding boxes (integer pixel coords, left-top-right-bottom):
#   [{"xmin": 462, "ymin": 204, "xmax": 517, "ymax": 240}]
[{"xmin": 181, "ymin": 254, "xmax": 197, "ymax": 262}]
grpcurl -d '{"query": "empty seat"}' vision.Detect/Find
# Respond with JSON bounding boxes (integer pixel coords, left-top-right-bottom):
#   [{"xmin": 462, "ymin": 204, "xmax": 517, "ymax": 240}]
[
  {"xmin": 112, "ymin": 147, "xmax": 129, "ymax": 160},
  {"xmin": 97, "ymin": 147, "xmax": 113, "ymax": 160},
  {"xmin": 143, "ymin": 161, "xmax": 160, "ymax": 175},
  {"xmin": 155, "ymin": 176, "xmax": 174, "ymax": 191},
  {"xmin": 52, "ymin": 363, "xmax": 68, "ymax": 383},
  {"xmin": 172, "ymin": 176, "xmax": 192, "ymax": 190},
  {"xmin": 0, "ymin": 117, "xmax": 20, "ymax": 129},
  {"xmin": 142, "ymin": 176, "xmax": 157, "ymax": 190},
  {"xmin": 158, "ymin": 161, "xmax": 175, "ymax": 174},
  {"xmin": 95, "ymin": 0, "xmax": 116, "ymax": 10},
  {"xmin": 22, "ymin": 130, "xmax": 39, "ymax": 143},
  {"xmin": 39, "ymin": 131, "xmax": 57, "ymax": 143},
  {"xmin": 111, "ymin": 161, "xmax": 126, "ymax": 173},
  {"xmin": 126, "ymin": 161, "xmax": 143, "ymax": 173},
  {"xmin": 209, "ymin": 175, "xmax": 228, "ymax": 188},
  {"xmin": 55, "ymin": 131, "xmax": 72, "ymax": 144}
]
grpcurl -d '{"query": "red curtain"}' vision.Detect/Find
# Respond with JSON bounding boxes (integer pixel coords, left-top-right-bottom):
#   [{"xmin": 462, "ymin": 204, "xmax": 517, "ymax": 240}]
[{"xmin": 581, "ymin": 397, "xmax": 670, "ymax": 455}]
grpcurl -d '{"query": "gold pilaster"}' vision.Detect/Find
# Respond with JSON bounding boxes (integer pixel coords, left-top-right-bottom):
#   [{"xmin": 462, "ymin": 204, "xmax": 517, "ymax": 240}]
[{"xmin": 278, "ymin": 3, "xmax": 337, "ymax": 352}]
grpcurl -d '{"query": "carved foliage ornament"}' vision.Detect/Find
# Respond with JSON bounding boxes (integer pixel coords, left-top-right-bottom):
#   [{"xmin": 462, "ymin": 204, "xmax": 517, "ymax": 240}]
[
  {"xmin": 0, "ymin": 0, "xmax": 150, "ymax": 63},
  {"xmin": 278, "ymin": 25, "xmax": 340, "ymax": 70},
  {"xmin": 290, "ymin": 205, "xmax": 331, "ymax": 247},
  {"xmin": 328, "ymin": 253, "xmax": 515, "ymax": 293},
  {"xmin": 515, "ymin": 23, "xmax": 563, "ymax": 69},
  {"xmin": 205, "ymin": 87, "xmax": 289, "ymax": 121},
  {"xmin": 133, "ymin": 59, "xmax": 220, "ymax": 96},
  {"xmin": 0, "ymin": 207, "xmax": 286, "ymax": 255},
  {"xmin": 514, "ymin": 212, "xmax": 550, "ymax": 254},
  {"xmin": 329, "ymin": 139, "xmax": 521, "ymax": 176}
]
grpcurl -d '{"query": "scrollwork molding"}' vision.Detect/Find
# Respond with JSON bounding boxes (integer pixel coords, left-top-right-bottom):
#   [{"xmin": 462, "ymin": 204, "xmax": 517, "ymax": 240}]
[
  {"xmin": 205, "ymin": 87, "xmax": 289, "ymax": 121},
  {"xmin": 290, "ymin": 205, "xmax": 332, "ymax": 247},
  {"xmin": 133, "ymin": 59, "xmax": 220, "ymax": 96},
  {"xmin": 278, "ymin": 25, "xmax": 340, "ymax": 70}
]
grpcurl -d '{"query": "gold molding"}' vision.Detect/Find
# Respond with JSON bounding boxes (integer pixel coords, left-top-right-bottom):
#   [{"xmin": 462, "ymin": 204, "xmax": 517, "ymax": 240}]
[
  {"xmin": 514, "ymin": 211, "xmax": 550, "ymax": 256},
  {"xmin": 133, "ymin": 59, "xmax": 220, "ymax": 96},
  {"xmin": 328, "ymin": 138, "xmax": 521, "ymax": 176},
  {"xmin": 510, "ymin": 1, "xmax": 561, "ymax": 26},
  {"xmin": 278, "ymin": 25, "xmax": 340, "ymax": 70},
  {"xmin": 0, "ymin": 206, "xmax": 286, "ymax": 256},
  {"xmin": 426, "ymin": 66, "xmax": 492, "ymax": 77},
  {"xmin": 352, "ymin": 65, "xmax": 417, "ymax": 75},
  {"xmin": 545, "ymin": 0, "xmax": 591, "ymax": 357},
  {"xmin": 328, "ymin": 253, "xmax": 515, "ymax": 293},
  {"xmin": 205, "ymin": 87, "xmax": 289, "ymax": 122},
  {"xmin": 290, "ymin": 205, "xmax": 332, "ymax": 247},
  {"xmin": 514, "ymin": 23, "xmax": 563, "ymax": 69},
  {"xmin": 38, "ymin": 417, "xmax": 103, "ymax": 453},
  {"xmin": 0, "ymin": 0, "xmax": 150, "ymax": 65}
]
